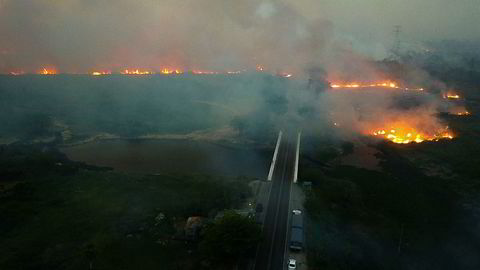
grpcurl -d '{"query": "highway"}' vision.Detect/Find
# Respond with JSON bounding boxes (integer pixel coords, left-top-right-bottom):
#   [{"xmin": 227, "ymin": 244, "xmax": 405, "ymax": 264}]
[{"xmin": 255, "ymin": 131, "xmax": 295, "ymax": 270}]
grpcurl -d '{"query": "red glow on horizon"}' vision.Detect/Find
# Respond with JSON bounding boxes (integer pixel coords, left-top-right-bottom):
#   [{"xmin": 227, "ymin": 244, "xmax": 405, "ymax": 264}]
[{"xmin": 38, "ymin": 68, "xmax": 57, "ymax": 75}]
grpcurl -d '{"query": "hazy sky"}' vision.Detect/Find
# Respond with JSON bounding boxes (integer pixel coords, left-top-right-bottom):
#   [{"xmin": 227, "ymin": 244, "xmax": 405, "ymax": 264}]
[{"xmin": 0, "ymin": 0, "xmax": 478, "ymax": 73}]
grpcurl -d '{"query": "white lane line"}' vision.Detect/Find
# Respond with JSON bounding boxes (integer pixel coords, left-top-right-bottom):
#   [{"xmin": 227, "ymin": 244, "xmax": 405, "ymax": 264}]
[
  {"xmin": 267, "ymin": 134, "xmax": 290, "ymax": 270},
  {"xmin": 268, "ymin": 131, "xmax": 283, "ymax": 181},
  {"xmin": 293, "ymin": 131, "xmax": 301, "ymax": 183},
  {"xmin": 283, "ymin": 164, "xmax": 294, "ymax": 269}
]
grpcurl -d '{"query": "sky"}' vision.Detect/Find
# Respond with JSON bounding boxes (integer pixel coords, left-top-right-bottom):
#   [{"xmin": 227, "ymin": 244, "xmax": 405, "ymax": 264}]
[{"xmin": 0, "ymin": 0, "xmax": 479, "ymax": 74}]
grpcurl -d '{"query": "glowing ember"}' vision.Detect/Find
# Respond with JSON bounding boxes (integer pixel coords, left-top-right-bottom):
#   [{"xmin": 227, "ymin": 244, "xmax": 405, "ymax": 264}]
[
  {"xmin": 38, "ymin": 68, "xmax": 57, "ymax": 75},
  {"xmin": 371, "ymin": 126, "xmax": 453, "ymax": 144},
  {"xmin": 92, "ymin": 71, "xmax": 111, "ymax": 76},
  {"xmin": 330, "ymin": 81, "xmax": 424, "ymax": 91},
  {"xmin": 121, "ymin": 69, "xmax": 153, "ymax": 75}
]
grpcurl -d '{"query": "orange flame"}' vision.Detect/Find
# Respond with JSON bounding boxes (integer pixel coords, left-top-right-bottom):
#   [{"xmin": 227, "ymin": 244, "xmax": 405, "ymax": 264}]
[
  {"xmin": 370, "ymin": 125, "xmax": 453, "ymax": 144},
  {"xmin": 443, "ymin": 91, "xmax": 461, "ymax": 100},
  {"xmin": 38, "ymin": 68, "xmax": 57, "ymax": 75},
  {"xmin": 160, "ymin": 68, "xmax": 183, "ymax": 75},
  {"xmin": 121, "ymin": 69, "xmax": 153, "ymax": 75},
  {"xmin": 330, "ymin": 81, "xmax": 424, "ymax": 91},
  {"xmin": 92, "ymin": 71, "xmax": 111, "ymax": 76}
]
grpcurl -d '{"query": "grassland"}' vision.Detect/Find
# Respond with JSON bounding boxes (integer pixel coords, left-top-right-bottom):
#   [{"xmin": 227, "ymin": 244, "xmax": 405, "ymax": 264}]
[
  {"xmin": 0, "ymin": 144, "xmax": 252, "ymax": 270},
  {"xmin": 300, "ymin": 112, "xmax": 480, "ymax": 270}
]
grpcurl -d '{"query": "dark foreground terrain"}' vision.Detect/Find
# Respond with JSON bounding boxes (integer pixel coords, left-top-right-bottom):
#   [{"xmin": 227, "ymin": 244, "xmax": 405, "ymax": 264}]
[
  {"xmin": 300, "ymin": 109, "xmax": 480, "ymax": 270},
  {"xmin": 0, "ymin": 143, "xmax": 258, "ymax": 269}
]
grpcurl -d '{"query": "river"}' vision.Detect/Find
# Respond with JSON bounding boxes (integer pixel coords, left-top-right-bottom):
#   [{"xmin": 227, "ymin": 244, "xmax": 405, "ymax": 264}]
[{"xmin": 61, "ymin": 139, "xmax": 270, "ymax": 178}]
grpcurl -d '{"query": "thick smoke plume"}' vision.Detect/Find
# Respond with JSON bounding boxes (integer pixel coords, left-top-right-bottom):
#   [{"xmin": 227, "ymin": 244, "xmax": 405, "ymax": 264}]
[
  {"xmin": 0, "ymin": 0, "xmax": 335, "ymax": 74},
  {"xmin": 2, "ymin": 0, "xmax": 478, "ymax": 75}
]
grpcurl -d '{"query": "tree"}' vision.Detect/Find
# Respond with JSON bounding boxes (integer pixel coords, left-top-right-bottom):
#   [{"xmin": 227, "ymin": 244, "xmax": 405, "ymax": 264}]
[{"xmin": 199, "ymin": 211, "xmax": 262, "ymax": 267}]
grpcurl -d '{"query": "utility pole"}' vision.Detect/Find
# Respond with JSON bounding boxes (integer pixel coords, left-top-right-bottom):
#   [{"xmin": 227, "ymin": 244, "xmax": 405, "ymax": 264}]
[{"xmin": 391, "ymin": 25, "xmax": 402, "ymax": 59}]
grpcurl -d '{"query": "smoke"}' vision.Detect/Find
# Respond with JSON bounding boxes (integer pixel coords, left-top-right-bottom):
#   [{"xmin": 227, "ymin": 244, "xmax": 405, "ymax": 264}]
[
  {"xmin": 0, "ymin": 0, "xmax": 472, "ymax": 144},
  {"xmin": 0, "ymin": 0, "xmax": 337, "ymax": 74},
  {"xmin": 2, "ymin": 0, "xmax": 478, "ymax": 74}
]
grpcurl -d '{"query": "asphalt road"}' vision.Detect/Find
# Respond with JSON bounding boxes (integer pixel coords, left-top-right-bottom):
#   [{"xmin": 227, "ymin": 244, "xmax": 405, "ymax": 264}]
[{"xmin": 255, "ymin": 132, "xmax": 295, "ymax": 270}]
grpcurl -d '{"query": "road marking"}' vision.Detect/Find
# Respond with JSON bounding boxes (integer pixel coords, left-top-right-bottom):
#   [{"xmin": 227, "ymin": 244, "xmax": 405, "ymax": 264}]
[
  {"xmin": 293, "ymin": 131, "xmax": 301, "ymax": 183},
  {"xmin": 283, "ymin": 166, "xmax": 295, "ymax": 269},
  {"xmin": 267, "ymin": 131, "xmax": 283, "ymax": 181},
  {"xmin": 267, "ymin": 135, "xmax": 290, "ymax": 270},
  {"xmin": 253, "ymin": 132, "xmax": 285, "ymax": 270}
]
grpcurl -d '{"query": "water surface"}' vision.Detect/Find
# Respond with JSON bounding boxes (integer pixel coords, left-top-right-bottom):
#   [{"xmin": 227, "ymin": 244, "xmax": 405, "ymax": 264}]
[{"xmin": 62, "ymin": 139, "xmax": 270, "ymax": 178}]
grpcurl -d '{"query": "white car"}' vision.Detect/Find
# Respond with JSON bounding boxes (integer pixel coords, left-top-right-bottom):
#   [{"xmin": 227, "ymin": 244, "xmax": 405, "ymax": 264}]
[
  {"xmin": 292, "ymin": 209, "xmax": 302, "ymax": 215},
  {"xmin": 288, "ymin": 258, "xmax": 296, "ymax": 270}
]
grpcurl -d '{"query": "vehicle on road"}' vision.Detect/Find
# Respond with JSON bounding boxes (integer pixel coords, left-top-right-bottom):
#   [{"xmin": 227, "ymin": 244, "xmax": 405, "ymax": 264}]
[
  {"xmin": 290, "ymin": 212, "xmax": 304, "ymax": 251},
  {"xmin": 288, "ymin": 258, "xmax": 297, "ymax": 270},
  {"xmin": 289, "ymin": 227, "xmax": 304, "ymax": 251},
  {"xmin": 292, "ymin": 209, "xmax": 302, "ymax": 215},
  {"xmin": 291, "ymin": 213, "xmax": 303, "ymax": 229}
]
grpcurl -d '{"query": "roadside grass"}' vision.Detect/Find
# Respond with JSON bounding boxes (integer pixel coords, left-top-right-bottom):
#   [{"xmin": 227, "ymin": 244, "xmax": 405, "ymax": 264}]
[
  {"xmin": 0, "ymin": 169, "xmax": 251, "ymax": 269},
  {"xmin": 301, "ymin": 126, "xmax": 480, "ymax": 269}
]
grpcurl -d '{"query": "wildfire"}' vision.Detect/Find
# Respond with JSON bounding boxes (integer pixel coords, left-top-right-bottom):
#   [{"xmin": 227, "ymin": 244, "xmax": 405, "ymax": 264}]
[
  {"xmin": 330, "ymin": 81, "xmax": 424, "ymax": 91},
  {"xmin": 443, "ymin": 92, "xmax": 461, "ymax": 100},
  {"xmin": 160, "ymin": 68, "xmax": 183, "ymax": 75},
  {"xmin": 92, "ymin": 71, "xmax": 111, "ymax": 76},
  {"xmin": 371, "ymin": 125, "xmax": 453, "ymax": 144},
  {"xmin": 447, "ymin": 106, "xmax": 470, "ymax": 116},
  {"xmin": 121, "ymin": 69, "xmax": 153, "ymax": 75},
  {"xmin": 38, "ymin": 68, "xmax": 57, "ymax": 75}
]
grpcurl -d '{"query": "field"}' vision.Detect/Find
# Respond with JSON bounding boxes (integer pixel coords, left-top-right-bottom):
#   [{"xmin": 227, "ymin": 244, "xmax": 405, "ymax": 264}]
[
  {"xmin": 0, "ymin": 144, "xmax": 253, "ymax": 270},
  {"xmin": 300, "ymin": 107, "xmax": 480, "ymax": 269}
]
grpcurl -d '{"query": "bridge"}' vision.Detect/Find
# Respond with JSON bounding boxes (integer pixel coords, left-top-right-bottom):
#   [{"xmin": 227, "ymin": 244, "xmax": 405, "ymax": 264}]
[{"xmin": 254, "ymin": 130, "xmax": 302, "ymax": 270}]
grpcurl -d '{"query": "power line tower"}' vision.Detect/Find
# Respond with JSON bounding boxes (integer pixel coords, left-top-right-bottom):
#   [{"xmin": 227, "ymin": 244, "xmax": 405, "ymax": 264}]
[{"xmin": 391, "ymin": 25, "xmax": 402, "ymax": 59}]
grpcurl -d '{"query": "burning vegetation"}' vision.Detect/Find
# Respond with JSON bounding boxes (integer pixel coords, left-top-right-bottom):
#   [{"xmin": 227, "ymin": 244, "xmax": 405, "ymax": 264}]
[
  {"xmin": 38, "ymin": 68, "xmax": 57, "ymax": 75},
  {"xmin": 4, "ymin": 66, "xmax": 292, "ymax": 77},
  {"xmin": 443, "ymin": 91, "xmax": 461, "ymax": 100},
  {"xmin": 92, "ymin": 71, "xmax": 111, "ymax": 76},
  {"xmin": 160, "ymin": 68, "xmax": 183, "ymax": 75},
  {"xmin": 330, "ymin": 81, "xmax": 424, "ymax": 91},
  {"xmin": 448, "ymin": 106, "xmax": 471, "ymax": 116},
  {"xmin": 121, "ymin": 69, "xmax": 153, "ymax": 75},
  {"xmin": 370, "ymin": 125, "xmax": 453, "ymax": 144}
]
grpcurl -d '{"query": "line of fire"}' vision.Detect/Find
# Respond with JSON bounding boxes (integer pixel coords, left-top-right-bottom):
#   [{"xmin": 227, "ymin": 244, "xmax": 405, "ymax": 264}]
[{"xmin": 3, "ymin": 66, "xmax": 471, "ymax": 146}]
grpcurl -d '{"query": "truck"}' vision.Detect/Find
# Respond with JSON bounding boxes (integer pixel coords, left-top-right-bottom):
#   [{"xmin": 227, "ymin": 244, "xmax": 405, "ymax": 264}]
[
  {"xmin": 291, "ymin": 214, "xmax": 303, "ymax": 229},
  {"xmin": 289, "ymin": 214, "xmax": 304, "ymax": 251},
  {"xmin": 289, "ymin": 227, "xmax": 304, "ymax": 251}
]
